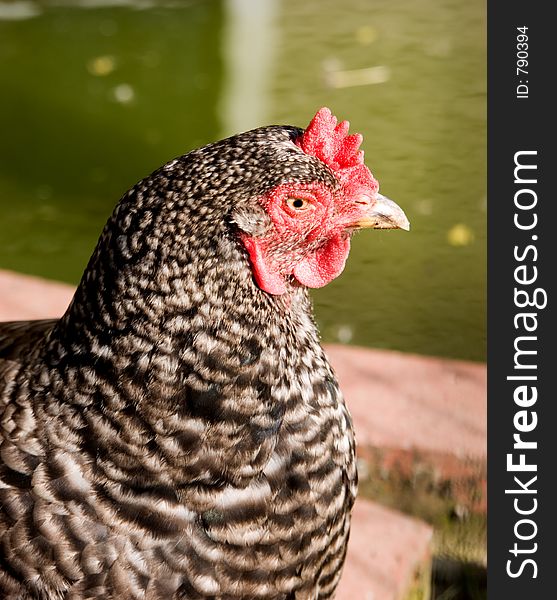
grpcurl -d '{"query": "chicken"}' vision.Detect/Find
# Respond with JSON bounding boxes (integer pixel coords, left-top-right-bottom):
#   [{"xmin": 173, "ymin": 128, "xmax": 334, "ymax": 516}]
[{"xmin": 0, "ymin": 108, "xmax": 409, "ymax": 599}]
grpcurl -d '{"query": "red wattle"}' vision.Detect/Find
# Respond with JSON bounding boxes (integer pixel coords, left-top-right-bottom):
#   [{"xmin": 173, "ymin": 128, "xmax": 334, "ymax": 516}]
[
  {"xmin": 293, "ymin": 234, "xmax": 350, "ymax": 289},
  {"xmin": 241, "ymin": 236, "xmax": 287, "ymax": 295}
]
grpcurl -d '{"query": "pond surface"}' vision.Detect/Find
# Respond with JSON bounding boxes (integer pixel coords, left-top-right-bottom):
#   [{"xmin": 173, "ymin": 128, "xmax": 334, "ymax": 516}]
[{"xmin": 0, "ymin": 0, "xmax": 486, "ymax": 361}]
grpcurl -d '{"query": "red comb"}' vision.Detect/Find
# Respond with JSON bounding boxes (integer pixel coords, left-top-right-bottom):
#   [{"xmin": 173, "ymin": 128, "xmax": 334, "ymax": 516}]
[
  {"xmin": 296, "ymin": 107, "xmax": 379, "ymax": 192},
  {"xmin": 296, "ymin": 107, "xmax": 364, "ymax": 168}
]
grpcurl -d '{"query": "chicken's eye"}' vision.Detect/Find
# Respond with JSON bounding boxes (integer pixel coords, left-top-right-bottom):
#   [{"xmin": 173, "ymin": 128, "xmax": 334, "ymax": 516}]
[{"xmin": 285, "ymin": 197, "xmax": 313, "ymax": 212}]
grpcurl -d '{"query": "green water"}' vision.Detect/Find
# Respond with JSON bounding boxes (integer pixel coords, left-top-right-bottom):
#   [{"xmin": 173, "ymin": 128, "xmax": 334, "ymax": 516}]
[{"xmin": 0, "ymin": 0, "xmax": 486, "ymax": 361}]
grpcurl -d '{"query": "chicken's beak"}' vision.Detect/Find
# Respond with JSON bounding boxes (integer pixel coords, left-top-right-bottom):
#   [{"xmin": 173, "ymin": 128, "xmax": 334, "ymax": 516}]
[{"xmin": 352, "ymin": 193, "xmax": 410, "ymax": 231}]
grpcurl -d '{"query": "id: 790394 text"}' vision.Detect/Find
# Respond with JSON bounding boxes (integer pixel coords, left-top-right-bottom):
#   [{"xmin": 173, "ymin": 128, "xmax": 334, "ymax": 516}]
[{"xmin": 516, "ymin": 26, "xmax": 529, "ymax": 99}]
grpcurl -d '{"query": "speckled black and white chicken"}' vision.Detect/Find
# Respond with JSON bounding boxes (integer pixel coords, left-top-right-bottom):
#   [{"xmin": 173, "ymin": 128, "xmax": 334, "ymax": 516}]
[{"xmin": 0, "ymin": 108, "xmax": 409, "ymax": 600}]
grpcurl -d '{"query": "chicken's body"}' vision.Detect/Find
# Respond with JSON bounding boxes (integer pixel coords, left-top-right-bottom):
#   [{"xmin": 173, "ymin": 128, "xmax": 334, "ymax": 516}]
[{"xmin": 0, "ymin": 111, "xmax": 408, "ymax": 599}]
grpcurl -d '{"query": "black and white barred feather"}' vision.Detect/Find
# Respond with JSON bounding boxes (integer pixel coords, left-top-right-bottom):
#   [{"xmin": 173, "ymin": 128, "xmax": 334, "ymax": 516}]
[{"xmin": 0, "ymin": 125, "xmax": 357, "ymax": 599}]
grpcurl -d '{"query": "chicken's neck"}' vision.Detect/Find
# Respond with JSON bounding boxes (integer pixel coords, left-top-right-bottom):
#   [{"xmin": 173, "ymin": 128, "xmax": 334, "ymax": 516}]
[
  {"xmin": 40, "ymin": 220, "xmax": 334, "ymax": 488},
  {"xmin": 53, "ymin": 216, "xmax": 310, "ymax": 366}
]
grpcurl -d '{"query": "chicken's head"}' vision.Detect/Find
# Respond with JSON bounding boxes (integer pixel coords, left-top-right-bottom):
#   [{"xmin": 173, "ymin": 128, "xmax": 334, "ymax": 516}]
[{"xmin": 237, "ymin": 107, "xmax": 410, "ymax": 295}]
